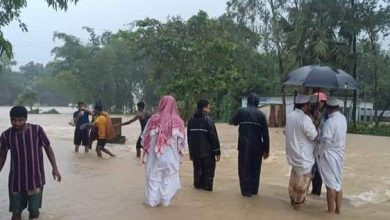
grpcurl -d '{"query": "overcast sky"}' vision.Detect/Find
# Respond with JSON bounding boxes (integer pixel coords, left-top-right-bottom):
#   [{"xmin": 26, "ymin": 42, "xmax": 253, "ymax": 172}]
[{"xmin": 3, "ymin": 0, "xmax": 228, "ymax": 68}]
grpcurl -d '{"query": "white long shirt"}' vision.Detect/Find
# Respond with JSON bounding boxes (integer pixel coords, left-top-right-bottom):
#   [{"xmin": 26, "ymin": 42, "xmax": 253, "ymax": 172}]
[
  {"xmin": 317, "ymin": 111, "xmax": 347, "ymax": 191},
  {"xmin": 285, "ymin": 109, "xmax": 318, "ymax": 174},
  {"xmin": 141, "ymin": 126, "xmax": 184, "ymax": 207}
]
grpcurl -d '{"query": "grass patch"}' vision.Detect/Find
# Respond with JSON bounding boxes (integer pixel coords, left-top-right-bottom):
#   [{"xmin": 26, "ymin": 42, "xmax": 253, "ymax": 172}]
[{"xmin": 348, "ymin": 123, "xmax": 390, "ymax": 137}]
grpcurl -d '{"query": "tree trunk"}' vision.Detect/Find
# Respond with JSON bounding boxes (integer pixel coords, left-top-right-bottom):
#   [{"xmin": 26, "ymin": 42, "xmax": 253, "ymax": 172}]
[
  {"xmin": 281, "ymin": 86, "xmax": 286, "ymax": 126},
  {"xmin": 268, "ymin": 0, "xmax": 286, "ymax": 126},
  {"xmin": 374, "ymin": 68, "xmax": 379, "ymax": 125},
  {"xmin": 370, "ymin": 35, "xmax": 379, "ymax": 126},
  {"xmin": 351, "ymin": 0, "xmax": 357, "ymax": 128}
]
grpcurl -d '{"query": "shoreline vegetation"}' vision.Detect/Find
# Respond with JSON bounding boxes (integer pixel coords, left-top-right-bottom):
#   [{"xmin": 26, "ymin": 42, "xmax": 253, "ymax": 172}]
[
  {"xmin": 6, "ymin": 106, "xmax": 390, "ymax": 136},
  {"xmin": 348, "ymin": 123, "xmax": 390, "ymax": 137},
  {"xmin": 27, "ymin": 108, "xmax": 60, "ymax": 114}
]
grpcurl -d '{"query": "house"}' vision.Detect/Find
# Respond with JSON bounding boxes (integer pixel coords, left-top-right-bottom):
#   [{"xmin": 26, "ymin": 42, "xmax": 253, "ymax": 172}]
[{"xmin": 378, "ymin": 110, "xmax": 390, "ymax": 122}]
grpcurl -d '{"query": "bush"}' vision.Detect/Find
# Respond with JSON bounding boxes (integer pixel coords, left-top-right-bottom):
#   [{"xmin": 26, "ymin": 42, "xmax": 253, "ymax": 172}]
[
  {"xmin": 348, "ymin": 123, "xmax": 390, "ymax": 136},
  {"xmin": 41, "ymin": 108, "xmax": 60, "ymax": 114}
]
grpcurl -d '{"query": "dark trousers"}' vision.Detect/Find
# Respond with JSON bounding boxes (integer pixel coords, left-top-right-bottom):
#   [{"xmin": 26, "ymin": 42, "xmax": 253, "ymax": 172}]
[
  {"xmin": 88, "ymin": 126, "xmax": 98, "ymax": 149},
  {"xmin": 74, "ymin": 128, "xmax": 89, "ymax": 146},
  {"xmin": 238, "ymin": 148, "xmax": 262, "ymax": 196},
  {"xmin": 136, "ymin": 136, "xmax": 143, "ymax": 158},
  {"xmin": 311, "ymin": 163, "xmax": 322, "ymax": 195},
  {"xmin": 193, "ymin": 156, "xmax": 216, "ymax": 191}
]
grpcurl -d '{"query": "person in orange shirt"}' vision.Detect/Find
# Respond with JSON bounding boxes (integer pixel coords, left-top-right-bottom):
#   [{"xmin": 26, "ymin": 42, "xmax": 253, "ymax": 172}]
[{"xmin": 82, "ymin": 103, "xmax": 116, "ymax": 158}]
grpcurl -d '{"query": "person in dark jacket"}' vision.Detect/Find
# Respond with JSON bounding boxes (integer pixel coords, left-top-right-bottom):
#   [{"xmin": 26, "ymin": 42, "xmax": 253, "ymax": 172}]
[
  {"xmin": 231, "ymin": 93, "xmax": 270, "ymax": 197},
  {"xmin": 188, "ymin": 99, "xmax": 221, "ymax": 191}
]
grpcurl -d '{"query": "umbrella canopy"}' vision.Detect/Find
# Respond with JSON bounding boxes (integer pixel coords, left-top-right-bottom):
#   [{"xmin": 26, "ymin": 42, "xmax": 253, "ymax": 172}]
[{"xmin": 282, "ymin": 65, "xmax": 358, "ymax": 90}]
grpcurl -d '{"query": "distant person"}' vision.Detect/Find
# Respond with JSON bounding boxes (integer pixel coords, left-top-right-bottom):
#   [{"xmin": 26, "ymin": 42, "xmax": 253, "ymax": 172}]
[
  {"xmin": 316, "ymin": 98, "xmax": 347, "ymax": 214},
  {"xmin": 81, "ymin": 103, "xmax": 116, "ymax": 158},
  {"xmin": 86, "ymin": 105, "xmax": 100, "ymax": 150},
  {"xmin": 141, "ymin": 95, "xmax": 186, "ymax": 207},
  {"xmin": 188, "ymin": 99, "xmax": 221, "ymax": 191},
  {"xmin": 309, "ymin": 93, "xmax": 327, "ymax": 196},
  {"xmin": 73, "ymin": 101, "xmax": 92, "ymax": 153},
  {"xmin": 0, "ymin": 106, "xmax": 61, "ymax": 220},
  {"xmin": 116, "ymin": 102, "xmax": 151, "ymax": 158},
  {"xmin": 231, "ymin": 93, "xmax": 270, "ymax": 197},
  {"xmin": 309, "ymin": 92, "xmax": 327, "ymax": 126},
  {"xmin": 285, "ymin": 94, "xmax": 318, "ymax": 210}
]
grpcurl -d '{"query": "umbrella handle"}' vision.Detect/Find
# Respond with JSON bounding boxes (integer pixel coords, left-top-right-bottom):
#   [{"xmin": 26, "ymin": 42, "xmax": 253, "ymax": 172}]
[{"xmin": 293, "ymin": 90, "xmax": 298, "ymax": 110}]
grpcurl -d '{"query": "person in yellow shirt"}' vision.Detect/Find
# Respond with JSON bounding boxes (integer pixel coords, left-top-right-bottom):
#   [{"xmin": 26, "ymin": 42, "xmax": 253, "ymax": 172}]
[{"xmin": 82, "ymin": 103, "xmax": 116, "ymax": 158}]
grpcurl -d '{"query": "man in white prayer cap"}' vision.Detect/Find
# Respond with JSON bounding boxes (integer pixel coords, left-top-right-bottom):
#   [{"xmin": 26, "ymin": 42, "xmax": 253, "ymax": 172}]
[
  {"xmin": 316, "ymin": 97, "xmax": 347, "ymax": 214},
  {"xmin": 285, "ymin": 94, "xmax": 318, "ymax": 210}
]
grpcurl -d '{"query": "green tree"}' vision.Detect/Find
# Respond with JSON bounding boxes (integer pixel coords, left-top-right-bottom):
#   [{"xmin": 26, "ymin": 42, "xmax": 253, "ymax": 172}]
[
  {"xmin": 51, "ymin": 28, "xmax": 142, "ymax": 111},
  {"xmin": 0, "ymin": 56, "xmax": 25, "ymax": 104},
  {"xmin": 227, "ymin": 0, "xmax": 289, "ymax": 124},
  {"xmin": 357, "ymin": 42, "xmax": 390, "ymax": 123},
  {"xmin": 359, "ymin": 0, "xmax": 390, "ymax": 125},
  {"xmin": 134, "ymin": 11, "xmax": 275, "ymax": 121},
  {"xmin": 19, "ymin": 61, "xmax": 44, "ymax": 85},
  {"xmin": 16, "ymin": 89, "xmax": 39, "ymax": 111},
  {"xmin": 33, "ymin": 63, "xmax": 71, "ymax": 106},
  {"xmin": 0, "ymin": 0, "xmax": 78, "ymax": 58}
]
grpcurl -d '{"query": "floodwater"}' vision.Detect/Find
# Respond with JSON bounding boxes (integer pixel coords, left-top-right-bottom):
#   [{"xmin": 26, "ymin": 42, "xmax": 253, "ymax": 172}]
[{"xmin": 0, "ymin": 106, "xmax": 389, "ymax": 220}]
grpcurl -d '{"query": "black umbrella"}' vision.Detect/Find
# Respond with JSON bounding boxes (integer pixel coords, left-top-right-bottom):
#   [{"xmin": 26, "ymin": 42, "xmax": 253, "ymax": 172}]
[{"xmin": 282, "ymin": 65, "xmax": 358, "ymax": 90}]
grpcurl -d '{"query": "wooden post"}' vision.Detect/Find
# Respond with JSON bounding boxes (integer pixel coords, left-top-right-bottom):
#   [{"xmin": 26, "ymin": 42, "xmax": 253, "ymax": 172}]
[
  {"xmin": 110, "ymin": 117, "xmax": 126, "ymax": 144},
  {"xmin": 270, "ymin": 105, "xmax": 276, "ymax": 127}
]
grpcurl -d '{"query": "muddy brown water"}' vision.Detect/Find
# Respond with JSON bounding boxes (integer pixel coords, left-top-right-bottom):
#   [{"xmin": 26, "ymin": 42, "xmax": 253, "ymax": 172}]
[{"xmin": 0, "ymin": 107, "xmax": 389, "ymax": 219}]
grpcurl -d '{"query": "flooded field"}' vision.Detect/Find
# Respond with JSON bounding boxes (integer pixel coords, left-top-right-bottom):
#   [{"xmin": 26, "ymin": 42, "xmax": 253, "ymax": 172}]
[{"xmin": 0, "ymin": 106, "xmax": 389, "ymax": 219}]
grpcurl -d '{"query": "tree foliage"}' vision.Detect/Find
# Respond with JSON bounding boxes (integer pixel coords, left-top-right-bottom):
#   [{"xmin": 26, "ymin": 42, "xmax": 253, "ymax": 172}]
[
  {"xmin": 1, "ymin": 2, "xmax": 390, "ymax": 124},
  {"xmin": 228, "ymin": 0, "xmax": 390, "ymax": 123},
  {"xmin": 0, "ymin": 0, "xmax": 78, "ymax": 58},
  {"xmin": 16, "ymin": 89, "xmax": 39, "ymax": 111}
]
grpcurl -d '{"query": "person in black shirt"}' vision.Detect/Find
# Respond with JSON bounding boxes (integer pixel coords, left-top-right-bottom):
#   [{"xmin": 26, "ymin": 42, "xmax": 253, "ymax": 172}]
[
  {"xmin": 188, "ymin": 99, "xmax": 221, "ymax": 191},
  {"xmin": 309, "ymin": 94, "xmax": 327, "ymax": 196},
  {"xmin": 116, "ymin": 102, "xmax": 150, "ymax": 158},
  {"xmin": 231, "ymin": 93, "xmax": 270, "ymax": 197},
  {"xmin": 73, "ymin": 102, "xmax": 92, "ymax": 153}
]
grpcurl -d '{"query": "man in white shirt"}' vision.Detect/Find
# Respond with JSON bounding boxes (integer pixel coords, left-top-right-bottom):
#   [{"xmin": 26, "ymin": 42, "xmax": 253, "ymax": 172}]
[
  {"xmin": 285, "ymin": 94, "xmax": 318, "ymax": 210},
  {"xmin": 316, "ymin": 98, "xmax": 347, "ymax": 214}
]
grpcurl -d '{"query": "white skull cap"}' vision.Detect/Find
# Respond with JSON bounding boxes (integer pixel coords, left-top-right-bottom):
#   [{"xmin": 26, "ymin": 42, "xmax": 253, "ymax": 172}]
[
  {"xmin": 326, "ymin": 97, "xmax": 340, "ymax": 107},
  {"xmin": 295, "ymin": 94, "xmax": 310, "ymax": 104}
]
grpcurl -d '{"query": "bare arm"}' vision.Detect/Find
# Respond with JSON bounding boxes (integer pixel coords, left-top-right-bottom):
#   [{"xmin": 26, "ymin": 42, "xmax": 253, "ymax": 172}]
[
  {"xmin": 0, "ymin": 147, "xmax": 8, "ymax": 173},
  {"xmin": 0, "ymin": 134, "xmax": 8, "ymax": 172},
  {"xmin": 80, "ymin": 123, "xmax": 95, "ymax": 130},
  {"xmin": 116, "ymin": 114, "xmax": 139, "ymax": 126},
  {"xmin": 38, "ymin": 126, "xmax": 61, "ymax": 182},
  {"xmin": 81, "ymin": 107, "xmax": 94, "ymax": 116},
  {"xmin": 44, "ymin": 145, "xmax": 61, "ymax": 182}
]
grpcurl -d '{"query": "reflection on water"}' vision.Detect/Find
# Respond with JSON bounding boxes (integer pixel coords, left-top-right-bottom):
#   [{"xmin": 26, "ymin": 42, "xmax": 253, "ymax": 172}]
[{"xmin": 0, "ymin": 106, "xmax": 390, "ymax": 219}]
